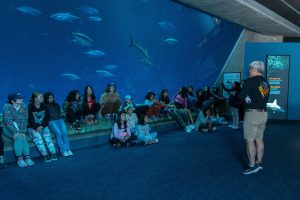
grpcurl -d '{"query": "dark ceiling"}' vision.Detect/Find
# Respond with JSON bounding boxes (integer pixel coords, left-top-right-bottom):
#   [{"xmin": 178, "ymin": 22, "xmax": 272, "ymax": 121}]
[{"xmin": 255, "ymin": 0, "xmax": 300, "ymax": 28}]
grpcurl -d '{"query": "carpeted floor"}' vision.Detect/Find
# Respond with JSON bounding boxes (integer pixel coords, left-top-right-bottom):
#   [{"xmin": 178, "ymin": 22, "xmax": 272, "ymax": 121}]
[{"xmin": 1, "ymin": 123, "xmax": 300, "ymax": 200}]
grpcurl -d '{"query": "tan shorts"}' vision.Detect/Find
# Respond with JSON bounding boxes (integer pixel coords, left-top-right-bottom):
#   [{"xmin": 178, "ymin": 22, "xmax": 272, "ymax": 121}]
[{"xmin": 243, "ymin": 111, "xmax": 268, "ymax": 140}]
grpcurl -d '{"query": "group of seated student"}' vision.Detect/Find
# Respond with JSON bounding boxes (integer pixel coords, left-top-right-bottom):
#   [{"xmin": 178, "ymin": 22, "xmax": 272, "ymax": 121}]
[
  {"xmin": 0, "ymin": 82, "xmax": 231, "ymax": 167},
  {"xmin": 109, "ymin": 109, "xmax": 159, "ymax": 148}
]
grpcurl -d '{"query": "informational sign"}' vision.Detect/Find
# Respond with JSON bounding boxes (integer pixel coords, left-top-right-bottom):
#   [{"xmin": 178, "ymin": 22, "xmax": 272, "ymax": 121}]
[
  {"xmin": 222, "ymin": 72, "xmax": 241, "ymax": 98},
  {"xmin": 266, "ymin": 55, "xmax": 290, "ymax": 120}
]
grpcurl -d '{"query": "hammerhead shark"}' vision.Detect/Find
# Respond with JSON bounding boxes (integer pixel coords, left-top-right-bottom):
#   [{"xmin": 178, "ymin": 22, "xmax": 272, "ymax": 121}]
[{"xmin": 130, "ymin": 35, "xmax": 154, "ymax": 66}]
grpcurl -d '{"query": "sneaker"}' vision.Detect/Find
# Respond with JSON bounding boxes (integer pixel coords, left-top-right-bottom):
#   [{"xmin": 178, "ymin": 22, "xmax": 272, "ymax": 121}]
[
  {"xmin": 51, "ymin": 154, "xmax": 57, "ymax": 161},
  {"xmin": 200, "ymin": 128, "xmax": 209, "ymax": 132},
  {"xmin": 17, "ymin": 159, "xmax": 28, "ymax": 168},
  {"xmin": 187, "ymin": 124, "xmax": 193, "ymax": 129},
  {"xmin": 63, "ymin": 151, "xmax": 69, "ymax": 157},
  {"xmin": 185, "ymin": 126, "xmax": 192, "ymax": 133},
  {"xmin": 153, "ymin": 138, "xmax": 159, "ymax": 143},
  {"xmin": 67, "ymin": 150, "xmax": 74, "ymax": 156},
  {"xmin": 71, "ymin": 123, "xmax": 79, "ymax": 132},
  {"xmin": 232, "ymin": 126, "xmax": 239, "ymax": 129},
  {"xmin": 44, "ymin": 155, "xmax": 52, "ymax": 163},
  {"xmin": 25, "ymin": 158, "xmax": 34, "ymax": 166},
  {"xmin": 0, "ymin": 157, "xmax": 7, "ymax": 168},
  {"xmin": 243, "ymin": 164, "xmax": 260, "ymax": 175},
  {"xmin": 113, "ymin": 143, "xmax": 122, "ymax": 148},
  {"xmin": 256, "ymin": 163, "xmax": 263, "ymax": 171},
  {"xmin": 212, "ymin": 127, "xmax": 217, "ymax": 131},
  {"xmin": 228, "ymin": 124, "xmax": 234, "ymax": 128},
  {"xmin": 75, "ymin": 122, "xmax": 81, "ymax": 130}
]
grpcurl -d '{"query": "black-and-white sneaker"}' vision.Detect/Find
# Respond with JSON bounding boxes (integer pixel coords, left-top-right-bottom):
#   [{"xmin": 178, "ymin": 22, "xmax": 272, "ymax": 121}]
[
  {"xmin": 256, "ymin": 163, "xmax": 263, "ymax": 171},
  {"xmin": 243, "ymin": 164, "xmax": 260, "ymax": 175}
]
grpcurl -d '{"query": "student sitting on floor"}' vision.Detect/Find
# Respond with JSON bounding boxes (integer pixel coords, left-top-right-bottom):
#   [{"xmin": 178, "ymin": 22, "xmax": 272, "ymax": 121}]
[
  {"xmin": 109, "ymin": 111, "xmax": 136, "ymax": 148},
  {"xmin": 136, "ymin": 114, "xmax": 159, "ymax": 145},
  {"xmin": 194, "ymin": 105, "xmax": 217, "ymax": 133},
  {"xmin": 44, "ymin": 92, "xmax": 73, "ymax": 157},
  {"xmin": 2, "ymin": 93, "xmax": 34, "ymax": 167}
]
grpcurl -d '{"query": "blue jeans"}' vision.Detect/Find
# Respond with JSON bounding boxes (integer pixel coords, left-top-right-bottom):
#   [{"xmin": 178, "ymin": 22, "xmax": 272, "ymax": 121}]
[
  {"xmin": 49, "ymin": 119, "xmax": 70, "ymax": 154},
  {"xmin": 137, "ymin": 132, "xmax": 158, "ymax": 143}
]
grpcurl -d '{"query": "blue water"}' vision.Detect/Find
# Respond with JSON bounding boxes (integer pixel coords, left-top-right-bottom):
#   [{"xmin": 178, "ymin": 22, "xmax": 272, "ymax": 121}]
[{"xmin": 0, "ymin": 0, "xmax": 242, "ymax": 108}]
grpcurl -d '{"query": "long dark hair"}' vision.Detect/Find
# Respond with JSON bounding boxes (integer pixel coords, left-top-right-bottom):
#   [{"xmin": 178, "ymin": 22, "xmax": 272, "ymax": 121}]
[
  {"xmin": 29, "ymin": 92, "xmax": 42, "ymax": 104},
  {"xmin": 179, "ymin": 87, "xmax": 188, "ymax": 98},
  {"xmin": 83, "ymin": 85, "xmax": 96, "ymax": 102},
  {"xmin": 116, "ymin": 111, "xmax": 127, "ymax": 129},
  {"xmin": 66, "ymin": 90, "xmax": 80, "ymax": 102},
  {"xmin": 138, "ymin": 114, "xmax": 148, "ymax": 125},
  {"xmin": 187, "ymin": 86, "xmax": 194, "ymax": 96},
  {"xmin": 159, "ymin": 89, "xmax": 169, "ymax": 104},
  {"xmin": 233, "ymin": 81, "xmax": 241, "ymax": 90},
  {"xmin": 196, "ymin": 89, "xmax": 203, "ymax": 97},
  {"xmin": 44, "ymin": 92, "xmax": 55, "ymax": 105},
  {"xmin": 145, "ymin": 91, "xmax": 155, "ymax": 100}
]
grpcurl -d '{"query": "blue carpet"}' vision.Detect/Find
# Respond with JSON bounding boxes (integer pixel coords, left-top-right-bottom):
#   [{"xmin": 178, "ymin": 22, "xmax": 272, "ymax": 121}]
[{"xmin": 1, "ymin": 123, "xmax": 300, "ymax": 200}]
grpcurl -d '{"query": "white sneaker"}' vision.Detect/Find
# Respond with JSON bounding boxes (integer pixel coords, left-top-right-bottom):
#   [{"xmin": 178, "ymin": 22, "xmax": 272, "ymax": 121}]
[
  {"xmin": 212, "ymin": 127, "xmax": 217, "ymax": 131},
  {"xmin": 188, "ymin": 124, "xmax": 195, "ymax": 129},
  {"xmin": 232, "ymin": 126, "xmax": 239, "ymax": 129},
  {"xmin": 228, "ymin": 124, "xmax": 234, "ymax": 128},
  {"xmin": 185, "ymin": 126, "xmax": 192, "ymax": 133},
  {"xmin": 201, "ymin": 128, "xmax": 208, "ymax": 132},
  {"xmin": 25, "ymin": 158, "xmax": 34, "ymax": 166},
  {"xmin": 67, "ymin": 150, "xmax": 74, "ymax": 156},
  {"xmin": 63, "ymin": 151, "xmax": 69, "ymax": 157},
  {"xmin": 17, "ymin": 159, "xmax": 28, "ymax": 168}
]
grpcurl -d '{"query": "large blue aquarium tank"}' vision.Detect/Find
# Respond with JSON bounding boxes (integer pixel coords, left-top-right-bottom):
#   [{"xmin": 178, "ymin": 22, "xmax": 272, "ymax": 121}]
[{"xmin": 0, "ymin": 0, "xmax": 242, "ymax": 107}]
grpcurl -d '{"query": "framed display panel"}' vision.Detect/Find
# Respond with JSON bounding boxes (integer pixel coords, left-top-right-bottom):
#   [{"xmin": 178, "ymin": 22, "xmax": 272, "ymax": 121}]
[
  {"xmin": 222, "ymin": 72, "xmax": 241, "ymax": 98},
  {"xmin": 266, "ymin": 55, "xmax": 290, "ymax": 120}
]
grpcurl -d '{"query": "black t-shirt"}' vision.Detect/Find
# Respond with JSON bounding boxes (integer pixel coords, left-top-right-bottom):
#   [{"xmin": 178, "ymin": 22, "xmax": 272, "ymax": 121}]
[{"xmin": 240, "ymin": 76, "xmax": 270, "ymax": 110}]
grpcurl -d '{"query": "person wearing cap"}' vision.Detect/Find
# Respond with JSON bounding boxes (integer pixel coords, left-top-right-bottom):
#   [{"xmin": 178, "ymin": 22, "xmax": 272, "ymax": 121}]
[
  {"xmin": 2, "ymin": 93, "xmax": 34, "ymax": 167},
  {"xmin": 119, "ymin": 95, "xmax": 136, "ymax": 112},
  {"xmin": 99, "ymin": 83, "xmax": 122, "ymax": 121},
  {"xmin": 28, "ymin": 92, "xmax": 57, "ymax": 162},
  {"xmin": 239, "ymin": 61, "xmax": 270, "ymax": 175},
  {"xmin": 120, "ymin": 95, "xmax": 149, "ymax": 118}
]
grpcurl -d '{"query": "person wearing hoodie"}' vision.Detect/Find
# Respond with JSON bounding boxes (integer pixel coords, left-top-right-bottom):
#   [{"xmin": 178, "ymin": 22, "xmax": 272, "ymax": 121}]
[
  {"xmin": 44, "ymin": 92, "xmax": 73, "ymax": 157},
  {"xmin": 28, "ymin": 92, "xmax": 57, "ymax": 162},
  {"xmin": 2, "ymin": 93, "xmax": 34, "ymax": 168}
]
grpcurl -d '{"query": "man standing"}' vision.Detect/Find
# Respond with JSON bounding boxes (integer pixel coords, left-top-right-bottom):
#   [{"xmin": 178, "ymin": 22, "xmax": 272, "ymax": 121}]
[{"xmin": 240, "ymin": 61, "xmax": 270, "ymax": 175}]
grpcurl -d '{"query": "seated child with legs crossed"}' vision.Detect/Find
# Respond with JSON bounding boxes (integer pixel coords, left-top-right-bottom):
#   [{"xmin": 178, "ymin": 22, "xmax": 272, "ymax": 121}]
[
  {"xmin": 125, "ymin": 105, "xmax": 138, "ymax": 140},
  {"xmin": 109, "ymin": 111, "xmax": 136, "ymax": 148},
  {"xmin": 136, "ymin": 114, "xmax": 159, "ymax": 145},
  {"xmin": 194, "ymin": 106, "xmax": 217, "ymax": 133}
]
